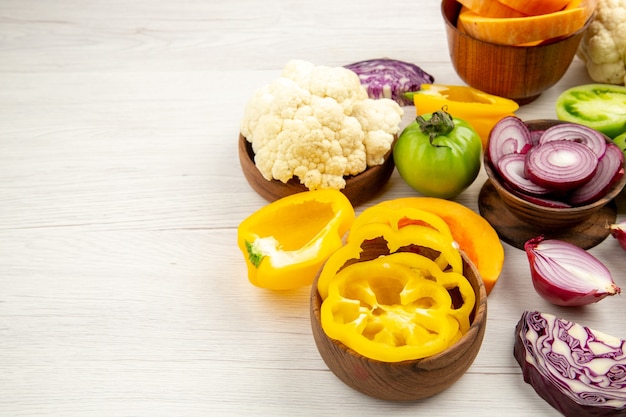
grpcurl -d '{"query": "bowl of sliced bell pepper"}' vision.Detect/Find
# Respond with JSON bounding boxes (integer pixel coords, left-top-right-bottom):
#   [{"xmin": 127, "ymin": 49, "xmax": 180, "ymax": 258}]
[{"xmin": 309, "ymin": 203, "xmax": 488, "ymax": 401}]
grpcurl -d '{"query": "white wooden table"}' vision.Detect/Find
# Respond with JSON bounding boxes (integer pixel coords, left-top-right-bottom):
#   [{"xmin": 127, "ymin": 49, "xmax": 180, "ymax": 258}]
[{"xmin": 1, "ymin": 1, "xmax": 624, "ymax": 416}]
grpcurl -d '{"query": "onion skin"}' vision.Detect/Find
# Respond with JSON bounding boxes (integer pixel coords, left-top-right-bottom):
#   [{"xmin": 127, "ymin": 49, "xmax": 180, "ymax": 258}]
[
  {"xmin": 608, "ymin": 221, "xmax": 626, "ymax": 252},
  {"xmin": 514, "ymin": 311, "xmax": 626, "ymax": 417},
  {"xmin": 524, "ymin": 236, "xmax": 620, "ymax": 307}
]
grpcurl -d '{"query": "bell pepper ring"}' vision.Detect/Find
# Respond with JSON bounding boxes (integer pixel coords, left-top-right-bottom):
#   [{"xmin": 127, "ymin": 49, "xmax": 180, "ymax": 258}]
[
  {"xmin": 320, "ymin": 252, "xmax": 476, "ymax": 362},
  {"xmin": 317, "ymin": 220, "xmax": 463, "ymax": 300},
  {"xmin": 237, "ymin": 189, "xmax": 355, "ymax": 291},
  {"xmin": 406, "ymin": 84, "xmax": 519, "ymax": 148},
  {"xmin": 349, "ymin": 205, "xmax": 455, "ymax": 243}
]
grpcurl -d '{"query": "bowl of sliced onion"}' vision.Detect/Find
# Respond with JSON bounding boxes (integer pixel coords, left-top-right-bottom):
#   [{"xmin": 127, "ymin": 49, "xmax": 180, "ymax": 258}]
[{"xmin": 483, "ymin": 118, "xmax": 626, "ymax": 232}]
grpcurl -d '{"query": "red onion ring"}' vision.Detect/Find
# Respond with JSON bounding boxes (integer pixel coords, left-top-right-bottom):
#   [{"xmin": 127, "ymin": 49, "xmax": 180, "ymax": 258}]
[
  {"xmin": 524, "ymin": 140, "xmax": 598, "ymax": 191},
  {"xmin": 497, "ymin": 153, "xmax": 551, "ymax": 195},
  {"xmin": 568, "ymin": 142, "xmax": 625, "ymax": 206},
  {"xmin": 487, "ymin": 116, "xmax": 533, "ymax": 169},
  {"xmin": 539, "ymin": 123, "xmax": 607, "ymax": 158}
]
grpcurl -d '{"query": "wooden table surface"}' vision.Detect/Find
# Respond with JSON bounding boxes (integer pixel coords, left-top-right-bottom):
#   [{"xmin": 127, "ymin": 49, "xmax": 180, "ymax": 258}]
[{"xmin": 1, "ymin": 1, "xmax": 624, "ymax": 416}]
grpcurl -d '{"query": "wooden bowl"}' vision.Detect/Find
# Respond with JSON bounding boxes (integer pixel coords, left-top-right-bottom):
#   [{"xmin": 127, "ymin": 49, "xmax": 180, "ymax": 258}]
[
  {"xmin": 441, "ymin": 0, "xmax": 591, "ymax": 105},
  {"xmin": 310, "ymin": 241, "xmax": 488, "ymax": 401},
  {"xmin": 483, "ymin": 120, "xmax": 626, "ymax": 231},
  {"xmin": 238, "ymin": 134, "xmax": 395, "ymax": 207}
]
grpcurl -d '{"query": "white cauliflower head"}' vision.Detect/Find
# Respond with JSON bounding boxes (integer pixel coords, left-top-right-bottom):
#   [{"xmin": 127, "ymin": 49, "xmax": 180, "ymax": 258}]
[
  {"xmin": 240, "ymin": 60, "xmax": 403, "ymax": 190},
  {"xmin": 577, "ymin": 0, "xmax": 626, "ymax": 85}
]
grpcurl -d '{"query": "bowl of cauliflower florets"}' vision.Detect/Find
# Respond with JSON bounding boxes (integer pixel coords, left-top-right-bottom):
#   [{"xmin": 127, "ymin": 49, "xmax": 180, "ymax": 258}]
[{"xmin": 239, "ymin": 60, "xmax": 405, "ymax": 207}]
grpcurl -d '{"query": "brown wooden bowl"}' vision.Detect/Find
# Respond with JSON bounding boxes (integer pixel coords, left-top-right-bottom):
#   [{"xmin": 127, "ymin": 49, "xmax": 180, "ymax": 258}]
[
  {"xmin": 238, "ymin": 134, "xmax": 396, "ymax": 207},
  {"xmin": 310, "ymin": 241, "xmax": 487, "ymax": 402},
  {"xmin": 441, "ymin": 0, "xmax": 591, "ymax": 105},
  {"xmin": 483, "ymin": 119, "xmax": 626, "ymax": 231}
]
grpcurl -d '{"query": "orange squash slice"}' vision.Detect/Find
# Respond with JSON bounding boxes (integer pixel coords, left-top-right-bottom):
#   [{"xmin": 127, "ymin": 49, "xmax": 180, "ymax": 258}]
[
  {"xmin": 457, "ymin": 0, "xmax": 526, "ymax": 17},
  {"xmin": 497, "ymin": 0, "xmax": 571, "ymax": 15},
  {"xmin": 458, "ymin": 6, "xmax": 587, "ymax": 45}
]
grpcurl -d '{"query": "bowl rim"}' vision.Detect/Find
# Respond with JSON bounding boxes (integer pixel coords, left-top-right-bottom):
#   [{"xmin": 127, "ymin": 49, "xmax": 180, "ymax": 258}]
[{"xmin": 484, "ymin": 119, "xmax": 626, "ymax": 213}]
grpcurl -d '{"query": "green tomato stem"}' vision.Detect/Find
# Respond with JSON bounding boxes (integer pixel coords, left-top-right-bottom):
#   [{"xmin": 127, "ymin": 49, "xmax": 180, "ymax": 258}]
[{"xmin": 416, "ymin": 109, "xmax": 455, "ymax": 144}]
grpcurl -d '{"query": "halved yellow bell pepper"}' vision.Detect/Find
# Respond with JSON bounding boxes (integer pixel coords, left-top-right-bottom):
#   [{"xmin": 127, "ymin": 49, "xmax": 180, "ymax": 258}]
[
  {"xmin": 410, "ymin": 84, "xmax": 519, "ymax": 148},
  {"xmin": 320, "ymin": 252, "xmax": 475, "ymax": 362},
  {"xmin": 237, "ymin": 190, "xmax": 355, "ymax": 291}
]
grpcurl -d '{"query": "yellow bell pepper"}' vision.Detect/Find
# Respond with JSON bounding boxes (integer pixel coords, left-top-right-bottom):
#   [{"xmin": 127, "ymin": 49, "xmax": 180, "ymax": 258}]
[
  {"xmin": 237, "ymin": 190, "xmax": 355, "ymax": 291},
  {"xmin": 410, "ymin": 84, "xmax": 519, "ymax": 148},
  {"xmin": 320, "ymin": 252, "xmax": 476, "ymax": 362},
  {"xmin": 317, "ymin": 207, "xmax": 463, "ymax": 300}
]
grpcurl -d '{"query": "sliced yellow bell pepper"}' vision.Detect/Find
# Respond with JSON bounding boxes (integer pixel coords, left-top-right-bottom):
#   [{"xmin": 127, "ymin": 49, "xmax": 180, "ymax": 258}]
[
  {"xmin": 237, "ymin": 190, "xmax": 354, "ymax": 290},
  {"xmin": 410, "ymin": 84, "xmax": 519, "ymax": 148},
  {"xmin": 320, "ymin": 252, "xmax": 475, "ymax": 362},
  {"xmin": 317, "ymin": 209, "xmax": 463, "ymax": 300}
]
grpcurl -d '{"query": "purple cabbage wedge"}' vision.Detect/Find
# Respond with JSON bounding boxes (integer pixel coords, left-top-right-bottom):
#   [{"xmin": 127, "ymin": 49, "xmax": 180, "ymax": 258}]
[
  {"xmin": 344, "ymin": 58, "xmax": 434, "ymax": 106},
  {"xmin": 514, "ymin": 311, "xmax": 626, "ymax": 417}
]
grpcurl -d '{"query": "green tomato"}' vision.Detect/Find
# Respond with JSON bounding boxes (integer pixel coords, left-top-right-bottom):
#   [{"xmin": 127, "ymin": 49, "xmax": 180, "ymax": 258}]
[
  {"xmin": 614, "ymin": 132, "xmax": 626, "ymax": 158},
  {"xmin": 393, "ymin": 110, "xmax": 482, "ymax": 199},
  {"xmin": 555, "ymin": 84, "xmax": 626, "ymax": 139}
]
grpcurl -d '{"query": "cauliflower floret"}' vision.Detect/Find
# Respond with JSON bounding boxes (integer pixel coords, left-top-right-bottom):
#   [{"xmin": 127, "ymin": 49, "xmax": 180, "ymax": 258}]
[
  {"xmin": 240, "ymin": 60, "xmax": 403, "ymax": 190},
  {"xmin": 577, "ymin": 0, "xmax": 626, "ymax": 85},
  {"xmin": 352, "ymin": 98, "xmax": 404, "ymax": 166}
]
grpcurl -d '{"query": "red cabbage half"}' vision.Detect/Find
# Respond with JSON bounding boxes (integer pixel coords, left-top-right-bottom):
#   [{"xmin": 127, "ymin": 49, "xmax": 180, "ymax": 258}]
[
  {"xmin": 344, "ymin": 58, "xmax": 434, "ymax": 106},
  {"xmin": 514, "ymin": 311, "xmax": 626, "ymax": 417}
]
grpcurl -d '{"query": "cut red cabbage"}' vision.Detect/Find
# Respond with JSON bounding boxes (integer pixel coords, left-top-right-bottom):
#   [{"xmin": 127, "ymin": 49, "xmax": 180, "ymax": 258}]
[
  {"xmin": 344, "ymin": 58, "xmax": 434, "ymax": 106},
  {"xmin": 524, "ymin": 140, "xmax": 598, "ymax": 191},
  {"xmin": 569, "ymin": 142, "xmax": 625, "ymax": 206},
  {"xmin": 539, "ymin": 123, "xmax": 607, "ymax": 159},
  {"xmin": 514, "ymin": 311, "xmax": 626, "ymax": 417}
]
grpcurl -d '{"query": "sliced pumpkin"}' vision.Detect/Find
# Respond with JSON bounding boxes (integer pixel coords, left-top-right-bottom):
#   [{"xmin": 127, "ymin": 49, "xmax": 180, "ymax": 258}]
[
  {"xmin": 458, "ymin": 6, "xmax": 587, "ymax": 45},
  {"xmin": 497, "ymin": 0, "xmax": 571, "ymax": 15},
  {"xmin": 457, "ymin": 0, "xmax": 526, "ymax": 17},
  {"xmin": 378, "ymin": 197, "xmax": 504, "ymax": 295}
]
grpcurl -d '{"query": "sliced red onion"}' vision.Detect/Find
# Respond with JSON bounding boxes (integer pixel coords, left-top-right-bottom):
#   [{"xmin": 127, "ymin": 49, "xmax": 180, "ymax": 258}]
[
  {"xmin": 487, "ymin": 116, "xmax": 533, "ymax": 169},
  {"xmin": 524, "ymin": 236, "xmax": 620, "ymax": 307},
  {"xmin": 344, "ymin": 58, "xmax": 434, "ymax": 105},
  {"xmin": 569, "ymin": 142, "xmax": 625, "ymax": 206},
  {"xmin": 514, "ymin": 310, "xmax": 626, "ymax": 417},
  {"xmin": 539, "ymin": 123, "xmax": 607, "ymax": 159},
  {"xmin": 504, "ymin": 186, "xmax": 573, "ymax": 208},
  {"xmin": 608, "ymin": 220, "xmax": 626, "ymax": 251},
  {"xmin": 524, "ymin": 140, "xmax": 598, "ymax": 191},
  {"xmin": 497, "ymin": 153, "xmax": 551, "ymax": 195}
]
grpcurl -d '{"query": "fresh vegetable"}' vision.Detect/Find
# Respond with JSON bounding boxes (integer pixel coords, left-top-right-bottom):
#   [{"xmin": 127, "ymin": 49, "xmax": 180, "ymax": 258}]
[
  {"xmin": 487, "ymin": 115, "xmax": 533, "ymax": 168},
  {"xmin": 615, "ymin": 132, "xmax": 626, "ymax": 157},
  {"xmin": 393, "ymin": 109, "xmax": 482, "ymax": 199},
  {"xmin": 316, "ymin": 210, "xmax": 463, "ymax": 300},
  {"xmin": 608, "ymin": 220, "xmax": 626, "ymax": 250},
  {"xmin": 317, "ymin": 205, "xmax": 475, "ymax": 362},
  {"xmin": 569, "ymin": 140, "xmax": 624, "ymax": 205},
  {"xmin": 514, "ymin": 311, "xmax": 626, "ymax": 417},
  {"xmin": 344, "ymin": 58, "xmax": 434, "ymax": 106},
  {"xmin": 457, "ymin": 4, "xmax": 591, "ymax": 46},
  {"xmin": 524, "ymin": 236, "xmax": 620, "ymax": 306},
  {"xmin": 487, "ymin": 117, "xmax": 625, "ymax": 206},
  {"xmin": 498, "ymin": 0, "xmax": 571, "ymax": 15},
  {"xmin": 524, "ymin": 140, "xmax": 598, "ymax": 191},
  {"xmin": 555, "ymin": 84, "xmax": 626, "ymax": 138},
  {"xmin": 240, "ymin": 59, "xmax": 403, "ymax": 191},
  {"xmin": 406, "ymin": 84, "xmax": 519, "ymax": 148},
  {"xmin": 577, "ymin": 0, "xmax": 626, "ymax": 86},
  {"xmin": 457, "ymin": 0, "xmax": 525, "ymax": 17},
  {"xmin": 377, "ymin": 197, "xmax": 505, "ymax": 294},
  {"xmin": 237, "ymin": 190, "xmax": 354, "ymax": 290}
]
